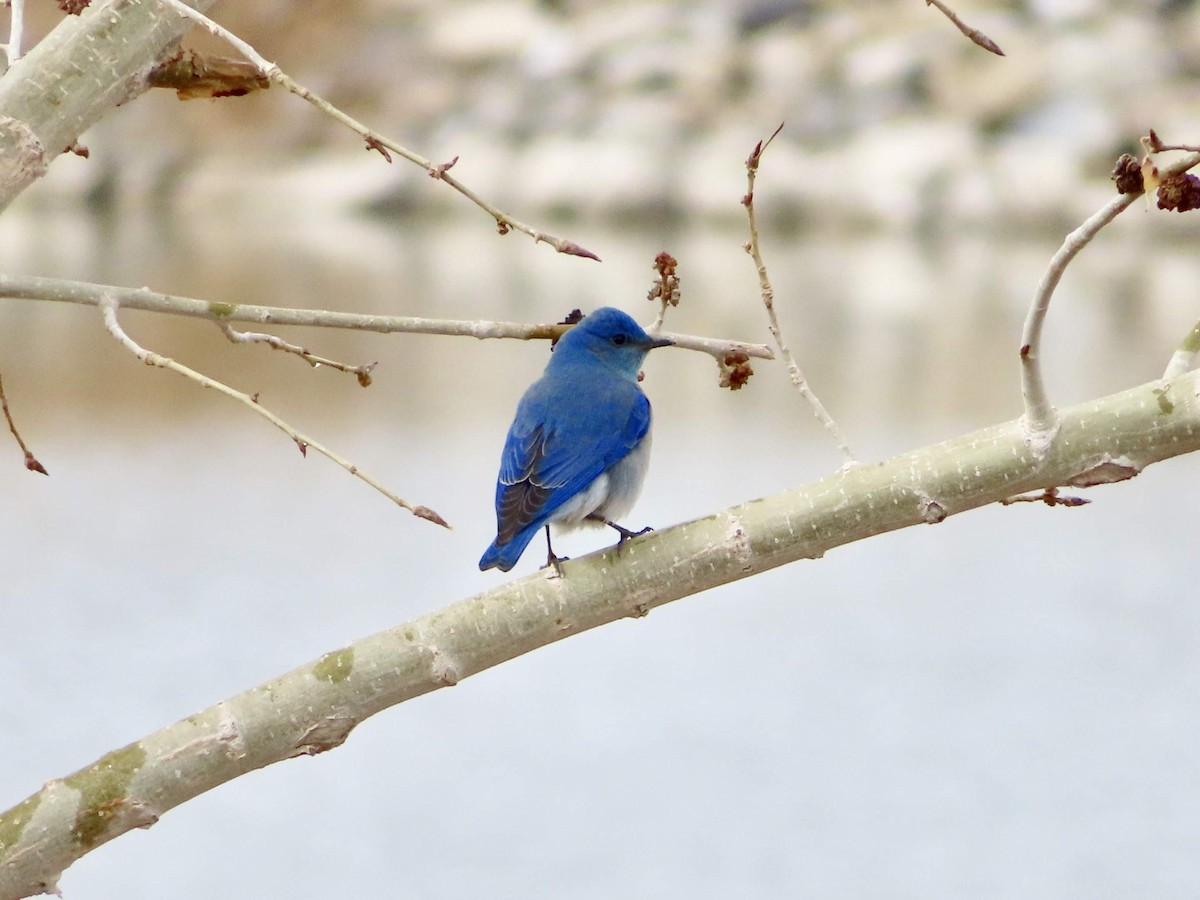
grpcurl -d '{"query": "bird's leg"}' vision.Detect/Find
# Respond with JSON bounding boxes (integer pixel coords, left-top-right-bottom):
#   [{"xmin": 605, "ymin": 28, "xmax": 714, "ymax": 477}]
[
  {"xmin": 588, "ymin": 514, "xmax": 653, "ymax": 552},
  {"xmin": 541, "ymin": 524, "xmax": 568, "ymax": 575}
]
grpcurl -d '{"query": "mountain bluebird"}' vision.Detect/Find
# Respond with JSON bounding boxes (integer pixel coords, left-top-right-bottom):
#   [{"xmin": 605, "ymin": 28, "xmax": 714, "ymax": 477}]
[{"xmin": 479, "ymin": 307, "xmax": 673, "ymax": 572}]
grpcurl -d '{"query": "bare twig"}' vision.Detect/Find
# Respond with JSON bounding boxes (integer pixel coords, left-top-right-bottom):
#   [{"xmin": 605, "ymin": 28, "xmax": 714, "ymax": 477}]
[
  {"xmin": 0, "ymin": 274, "xmax": 775, "ymax": 363},
  {"xmin": 0, "ymin": 371, "xmax": 47, "ymax": 474},
  {"xmin": 742, "ymin": 124, "xmax": 856, "ymax": 465},
  {"xmin": 218, "ymin": 322, "xmax": 377, "ymax": 387},
  {"xmin": 1021, "ymin": 143, "xmax": 1200, "ymax": 452},
  {"xmin": 1143, "ymin": 129, "xmax": 1200, "ymax": 156},
  {"xmin": 1019, "ymin": 193, "xmax": 1137, "ymax": 444},
  {"xmin": 660, "ymin": 331, "xmax": 772, "ymax": 364},
  {"xmin": 99, "ymin": 298, "xmax": 449, "ymax": 528},
  {"xmin": 925, "ymin": 0, "xmax": 1005, "ymax": 56},
  {"xmin": 156, "ymin": 0, "xmax": 600, "ymax": 262}
]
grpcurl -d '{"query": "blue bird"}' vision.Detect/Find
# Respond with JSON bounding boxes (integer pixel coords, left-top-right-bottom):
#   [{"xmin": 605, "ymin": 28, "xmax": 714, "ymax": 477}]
[{"xmin": 479, "ymin": 307, "xmax": 673, "ymax": 572}]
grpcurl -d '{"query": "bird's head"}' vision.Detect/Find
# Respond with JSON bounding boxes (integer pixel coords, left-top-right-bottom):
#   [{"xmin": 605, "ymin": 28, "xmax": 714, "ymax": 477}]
[{"xmin": 553, "ymin": 307, "xmax": 673, "ymax": 380}]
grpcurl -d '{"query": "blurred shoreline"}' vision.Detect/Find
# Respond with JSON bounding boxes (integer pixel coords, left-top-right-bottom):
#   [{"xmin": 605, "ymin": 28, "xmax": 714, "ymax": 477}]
[{"xmin": 5, "ymin": 1, "xmax": 1199, "ymax": 233}]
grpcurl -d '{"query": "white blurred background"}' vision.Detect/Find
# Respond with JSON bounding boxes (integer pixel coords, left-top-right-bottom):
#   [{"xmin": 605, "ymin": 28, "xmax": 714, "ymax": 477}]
[{"xmin": 2, "ymin": 1, "xmax": 1200, "ymax": 897}]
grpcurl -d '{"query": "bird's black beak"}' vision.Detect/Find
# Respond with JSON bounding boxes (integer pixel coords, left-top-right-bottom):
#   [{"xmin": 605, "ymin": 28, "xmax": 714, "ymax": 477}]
[{"xmin": 647, "ymin": 336, "xmax": 674, "ymax": 349}]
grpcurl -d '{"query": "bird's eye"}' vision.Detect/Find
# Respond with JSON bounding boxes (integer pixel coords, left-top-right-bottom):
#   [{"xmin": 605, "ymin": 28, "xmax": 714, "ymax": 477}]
[{"xmin": 611, "ymin": 334, "xmax": 627, "ymax": 346}]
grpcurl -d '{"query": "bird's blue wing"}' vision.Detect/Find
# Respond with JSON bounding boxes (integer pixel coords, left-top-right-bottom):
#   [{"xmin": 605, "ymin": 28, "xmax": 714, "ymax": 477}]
[
  {"xmin": 534, "ymin": 383, "xmax": 649, "ymax": 491},
  {"xmin": 480, "ymin": 372, "xmax": 650, "ymax": 570}
]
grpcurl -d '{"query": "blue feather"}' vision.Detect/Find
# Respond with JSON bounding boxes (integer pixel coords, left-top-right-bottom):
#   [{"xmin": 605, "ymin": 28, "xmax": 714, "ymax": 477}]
[{"xmin": 479, "ymin": 308, "xmax": 670, "ymax": 572}]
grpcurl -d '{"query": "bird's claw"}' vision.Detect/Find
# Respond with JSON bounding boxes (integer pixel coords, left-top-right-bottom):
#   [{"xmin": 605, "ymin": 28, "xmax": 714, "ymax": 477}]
[
  {"xmin": 542, "ymin": 552, "xmax": 569, "ymax": 576},
  {"xmin": 616, "ymin": 525, "xmax": 653, "ymax": 548},
  {"xmin": 602, "ymin": 520, "xmax": 654, "ymax": 554}
]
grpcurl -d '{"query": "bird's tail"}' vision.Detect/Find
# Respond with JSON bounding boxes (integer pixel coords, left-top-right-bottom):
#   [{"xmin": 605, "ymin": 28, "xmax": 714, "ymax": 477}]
[{"xmin": 478, "ymin": 527, "xmax": 539, "ymax": 572}]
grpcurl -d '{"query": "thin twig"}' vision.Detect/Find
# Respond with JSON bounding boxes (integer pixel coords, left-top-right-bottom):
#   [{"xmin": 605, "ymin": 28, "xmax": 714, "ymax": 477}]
[
  {"xmin": 99, "ymin": 298, "xmax": 449, "ymax": 528},
  {"xmin": 924, "ymin": 0, "xmax": 1005, "ymax": 56},
  {"xmin": 1143, "ymin": 129, "xmax": 1200, "ymax": 155},
  {"xmin": 1019, "ymin": 193, "xmax": 1137, "ymax": 442},
  {"xmin": 1020, "ymin": 144, "xmax": 1200, "ymax": 451},
  {"xmin": 649, "ymin": 301, "xmax": 668, "ymax": 334},
  {"xmin": 218, "ymin": 322, "xmax": 377, "ymax": 387},
  {"xmin": 156, "ymin": 0, "xmax": 601, "ymax": 262},
  {"xmin": 742, "ymin": 124, "xmax": 856, "ymax": 466},
  {"xmin": 0, "ymin": 274, "xmax": 775, "ymax": 362},
  {"xmin": 0, "ymin": 370, "xmax": 48, "ymax": 474},
  {"xmin": 659, "ymin": 331, "xmax": 773, "ymax": 364}
]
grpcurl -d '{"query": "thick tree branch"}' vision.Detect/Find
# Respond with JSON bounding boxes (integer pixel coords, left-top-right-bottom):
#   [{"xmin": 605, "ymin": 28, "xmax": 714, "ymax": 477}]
[
  {"xmin": 0, "ymin": 0, "xmax": 218, "ymax": 211},
  {"xmin": 5, "ymin": 366, "xmax": 1200, "ymax": 899}
]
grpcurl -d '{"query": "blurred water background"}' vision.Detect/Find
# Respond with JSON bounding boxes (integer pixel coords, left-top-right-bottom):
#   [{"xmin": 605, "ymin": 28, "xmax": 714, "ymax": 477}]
[{"xmin": 2, "ymin": 1, "xmax": 1200, "ymax": 897}]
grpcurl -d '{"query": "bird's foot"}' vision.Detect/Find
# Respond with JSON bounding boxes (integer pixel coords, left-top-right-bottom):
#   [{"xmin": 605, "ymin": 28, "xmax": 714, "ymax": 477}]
[
  {"xmin": 541, "ymin": 551, "xmax": 569, "ymax": 576},
  {"xmin": 615, "ymin": 524, "xmax": 653, "ymax": 548},
  {"xmin": 540, "ymin": 524, "xmax": 569, "ymax": 576},
  {"xmin": 588, "ymin": 515, "xmax": 654, "ymax": 553}
]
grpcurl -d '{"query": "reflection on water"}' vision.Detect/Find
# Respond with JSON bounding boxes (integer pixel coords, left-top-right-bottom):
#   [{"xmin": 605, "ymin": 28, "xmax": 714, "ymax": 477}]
[{"xmin": 2, "ymin": 208, "xmax": 1199, "ymax": 899}]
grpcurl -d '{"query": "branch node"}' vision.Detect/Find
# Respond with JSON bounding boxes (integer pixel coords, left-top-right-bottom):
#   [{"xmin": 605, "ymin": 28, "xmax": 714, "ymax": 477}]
[
  {"xmin": 921, "ymin": 500, "xmax": 948, "ymax": 524},
  {"xmin": 427, "ymin": 155, "xmax": 459, "ymax": 179},
  {"xmin": 1001, "ymin": 487, "xmax": 1092, "ymax": 507},
  {"xmin": 363, "ymin": 135, "xmax": 392, "ymax": 162},
  {"xmin": 147, "ymin": 48, "xmax": 270, "ymax": 100},
  {"xmin": 1063, "ymin": 458, "xmax": 1140, "ymax": 488},
  {"xmin": 293, "ymin": 716, "xmax": 356, "ymax": 756}
]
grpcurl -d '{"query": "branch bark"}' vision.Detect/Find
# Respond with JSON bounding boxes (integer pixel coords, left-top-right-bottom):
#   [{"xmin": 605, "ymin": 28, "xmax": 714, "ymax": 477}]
[
  {"xmin": 0, "ymin": 274, "xmax": 776, "ymax": 362},
  {"xmin": 0, "ymin": 0, "xmax": 218, "ymax": 211},
  {"xmin": 4, "ymin": 366, "xmax": 1199, "ymax": 899}
]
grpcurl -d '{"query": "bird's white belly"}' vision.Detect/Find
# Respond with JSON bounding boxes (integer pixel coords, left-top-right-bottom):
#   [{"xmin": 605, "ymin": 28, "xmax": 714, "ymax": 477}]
[{"xmin": 548, "ymin": 430, "xmax": 652, "ymax": 533}]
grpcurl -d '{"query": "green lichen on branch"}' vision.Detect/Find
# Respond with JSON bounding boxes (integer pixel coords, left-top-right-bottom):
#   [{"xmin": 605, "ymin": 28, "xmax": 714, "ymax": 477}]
[
  {"xmin": 313, "ymin": 647, "xmax": 355, "ymax": 683},
  {"xmin": 0, "ymin": 793, "xmax": 42, "ymax": 859},
  {"xmin": 62, "ymin": 742, "xmax": 148, "ymax": 850},
  {"xmin": 207, "ymin": 301, "xmax": 238, "ymax": 318}
]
